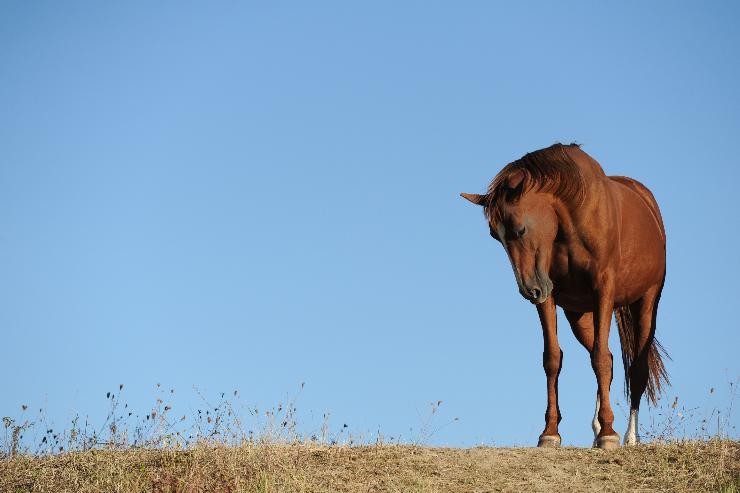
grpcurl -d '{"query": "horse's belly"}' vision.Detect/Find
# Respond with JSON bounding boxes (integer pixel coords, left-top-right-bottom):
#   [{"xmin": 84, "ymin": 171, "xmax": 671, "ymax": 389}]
[
  {"xmin": 553, "ymin": 291, "xmax": 596, "ymax": 313},
  {"xmin": 553, "ymin": 270, "xmax": 663, "ymax": 312}
]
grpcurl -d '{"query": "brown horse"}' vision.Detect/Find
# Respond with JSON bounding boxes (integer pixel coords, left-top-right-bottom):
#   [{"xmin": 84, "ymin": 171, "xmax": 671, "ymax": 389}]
[{"xmin": 461, "ymin": 143, "xmax": 668, "ymax": 449}]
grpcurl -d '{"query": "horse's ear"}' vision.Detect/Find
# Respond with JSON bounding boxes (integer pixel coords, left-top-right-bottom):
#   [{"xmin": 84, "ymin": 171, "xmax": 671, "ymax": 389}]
[
  {"xmin": 460, "ymin": 192, "xmax": 487, "ymax": 206},
  {"xmin": 505, "ymin": 169, "xmax": 524, "ymax": 190},
  {"xmin": 501, "ymin": 169, "xmax": 526, "ymax": 201}
]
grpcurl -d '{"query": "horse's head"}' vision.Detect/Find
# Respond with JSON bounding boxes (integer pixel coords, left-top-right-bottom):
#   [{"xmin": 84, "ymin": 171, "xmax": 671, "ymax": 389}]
[{"xmin": 461, "ymin": 168, "xmax": 559, "ymax": 305}]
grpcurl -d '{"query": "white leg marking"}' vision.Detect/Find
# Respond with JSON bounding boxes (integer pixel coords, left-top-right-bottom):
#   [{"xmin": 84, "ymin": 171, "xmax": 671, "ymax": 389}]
[
  {"xmin": 624, "ymin": 409, "xmax": 639, "ymax": 446},
  {"xmin": 591, "ymin": 394, "xmax": 601, "ymax": 446}
]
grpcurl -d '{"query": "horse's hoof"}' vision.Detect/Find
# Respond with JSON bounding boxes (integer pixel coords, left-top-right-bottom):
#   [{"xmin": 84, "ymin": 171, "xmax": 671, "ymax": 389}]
[
  {"xmin": 623, "ymin": 435, "xmax": 640, "ymax": 446},
  {"xmin": 595, "ymin": 434, "xmax": 620, "ymax": 450},
  {"xmin": 537, "ymin": 435, "xmax": 561, "ymax": 448}
]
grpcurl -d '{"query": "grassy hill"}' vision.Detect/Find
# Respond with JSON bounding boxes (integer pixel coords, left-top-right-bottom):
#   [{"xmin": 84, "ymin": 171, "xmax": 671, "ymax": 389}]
[{"xmin": 2, "ymin": 440, "xmax": 738, "ymax": 492}]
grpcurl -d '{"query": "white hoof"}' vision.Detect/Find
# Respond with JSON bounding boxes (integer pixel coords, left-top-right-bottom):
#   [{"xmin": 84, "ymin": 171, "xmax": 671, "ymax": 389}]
[
  {"xmin": 537, "ymin": 434, "xmax": 561, "ymax": 448},
  {"xmin": 623, "ymin": 435, "xmax": 640, "ymax": 446},
  {"xmin": 595, "ymin": 434, "xmax": 620, "ymax": 450}
]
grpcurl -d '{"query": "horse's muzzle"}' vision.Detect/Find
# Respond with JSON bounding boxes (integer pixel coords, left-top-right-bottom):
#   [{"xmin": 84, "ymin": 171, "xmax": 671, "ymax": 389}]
[{"xmin": 520, "ymin": 277, "xmax": 553, "ymax": 305}]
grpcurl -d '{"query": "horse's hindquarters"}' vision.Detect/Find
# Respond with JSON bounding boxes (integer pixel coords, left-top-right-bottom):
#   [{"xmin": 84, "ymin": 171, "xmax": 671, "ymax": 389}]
[{"xmin": 611, "ymin": 178, "xmax": 666, "ymax": 305}]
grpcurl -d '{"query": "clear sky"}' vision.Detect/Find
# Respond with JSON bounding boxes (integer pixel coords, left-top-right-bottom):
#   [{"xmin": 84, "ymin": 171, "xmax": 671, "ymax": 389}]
[{"xmin": 1, "ymin": 1, "xmax": 738, "ymax": 447}]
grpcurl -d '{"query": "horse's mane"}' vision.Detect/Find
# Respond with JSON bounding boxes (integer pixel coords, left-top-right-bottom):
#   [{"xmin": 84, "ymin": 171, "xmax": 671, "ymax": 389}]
[{"xmin": 484, "ymin": 143, "xmax": 586, "ymax": 221}]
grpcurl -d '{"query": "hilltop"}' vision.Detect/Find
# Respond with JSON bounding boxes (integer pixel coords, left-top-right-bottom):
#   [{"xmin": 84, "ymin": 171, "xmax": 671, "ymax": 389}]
[{"xmin": 2, "ymin": 440, "xmax": 738, "ymax": 492}]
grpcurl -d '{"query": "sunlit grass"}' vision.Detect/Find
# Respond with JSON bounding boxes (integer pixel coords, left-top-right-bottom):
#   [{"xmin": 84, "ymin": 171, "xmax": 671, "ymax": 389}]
[{"xmin": 1, "ymin": 381, "xmax": 738, "ymax": 492}]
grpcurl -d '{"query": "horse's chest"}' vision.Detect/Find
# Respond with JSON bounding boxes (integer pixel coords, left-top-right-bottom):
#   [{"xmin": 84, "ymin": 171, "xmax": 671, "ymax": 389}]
[
  {"xmin": 549, "ymin": 243, "xmax": 589, "ymax": 283},
  {"xmin": 549, "ymin": 244, "xmax": 597, "ymax": 312}
]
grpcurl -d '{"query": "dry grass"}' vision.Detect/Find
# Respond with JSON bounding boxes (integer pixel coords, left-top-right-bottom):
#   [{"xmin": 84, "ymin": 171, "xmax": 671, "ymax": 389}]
[
  {"xmin": 1, "ymin": 440, "xmax": 738, "ymax": 493},
  {"xmin": 2, "ymin": 382, "xmax": 738, "ymax": 491}
]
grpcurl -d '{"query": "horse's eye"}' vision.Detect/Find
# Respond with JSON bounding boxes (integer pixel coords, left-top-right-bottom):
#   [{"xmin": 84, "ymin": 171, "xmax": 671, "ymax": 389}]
[{"xmin": 517, "ymin": 225, "xmax": 527, "ymax": 238}]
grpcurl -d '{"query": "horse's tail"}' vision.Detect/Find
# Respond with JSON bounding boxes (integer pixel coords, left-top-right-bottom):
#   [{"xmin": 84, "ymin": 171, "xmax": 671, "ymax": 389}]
[{"xmin": 614, "ymin": 305, "xmax": 670, "ymax": 406}]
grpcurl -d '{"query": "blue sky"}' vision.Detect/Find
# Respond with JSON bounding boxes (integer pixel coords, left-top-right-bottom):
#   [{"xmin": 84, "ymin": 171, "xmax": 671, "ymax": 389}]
[{"xmin": 1, "ymin": 1, "xmax": 738, "ymax": 447}]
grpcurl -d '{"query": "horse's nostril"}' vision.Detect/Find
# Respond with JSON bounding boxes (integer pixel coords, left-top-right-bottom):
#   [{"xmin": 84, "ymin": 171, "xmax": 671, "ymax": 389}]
[{"xmin": 530, "ymin": 288, "xmax": 541, "ymax": 299}]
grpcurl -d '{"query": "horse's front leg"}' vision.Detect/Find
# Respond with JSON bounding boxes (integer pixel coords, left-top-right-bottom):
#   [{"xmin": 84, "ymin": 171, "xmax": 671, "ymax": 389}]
[
  {"xmin": 536, "ymin": 297, "xmax": 563, "ymax": 447},
  {"xmin": 592, "ymin": 281, "xmax": 620, "ymax": 449}
]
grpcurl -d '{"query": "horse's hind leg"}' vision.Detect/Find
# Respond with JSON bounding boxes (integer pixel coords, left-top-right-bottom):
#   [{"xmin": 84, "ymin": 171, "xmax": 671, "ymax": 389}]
[{"xmin": 624, "ymin": 285, "xmax": 662, "ymax": 445}]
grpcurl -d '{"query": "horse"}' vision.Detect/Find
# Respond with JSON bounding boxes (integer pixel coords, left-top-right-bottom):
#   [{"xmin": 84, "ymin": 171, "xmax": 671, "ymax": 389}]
[{"xmin": 461, "ymin": 143, "xmax": 668, "ymax": 449}]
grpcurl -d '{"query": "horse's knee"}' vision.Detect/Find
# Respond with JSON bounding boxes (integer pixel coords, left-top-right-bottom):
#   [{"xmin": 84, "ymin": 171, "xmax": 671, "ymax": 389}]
[
  {"xmin": 542, "ymin": 349, "xmax": 563, "ymax": 376},
  {"xmin": 590, "ymin": 348, "xmax": 612, "ymax": 372}
]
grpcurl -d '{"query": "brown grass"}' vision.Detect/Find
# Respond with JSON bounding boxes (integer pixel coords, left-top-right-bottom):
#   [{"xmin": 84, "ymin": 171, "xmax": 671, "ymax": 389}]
[
  {"xmin": 3, "ymin": 382, "xmax": 738, "ymax": 491},
  {"xmin": 2, "ymin": 440, "xmax": 738, "ymax": 493}
]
